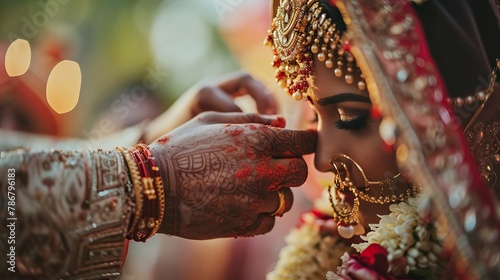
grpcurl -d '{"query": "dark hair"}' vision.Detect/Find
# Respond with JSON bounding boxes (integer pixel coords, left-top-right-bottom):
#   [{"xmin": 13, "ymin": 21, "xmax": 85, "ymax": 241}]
[{"xmin": 320, "ymin": 0, "xmax": 347, "ymax": 33}]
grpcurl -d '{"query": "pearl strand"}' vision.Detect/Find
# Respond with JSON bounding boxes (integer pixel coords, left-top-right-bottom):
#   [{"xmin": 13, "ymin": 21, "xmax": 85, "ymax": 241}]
[
  {"xmin": 449, "ymin": 58, "xmax": 498, "ymax": 107},
  {"xmin": 448, "ymin": 90, "xmax": 488, "ymax": 107}
]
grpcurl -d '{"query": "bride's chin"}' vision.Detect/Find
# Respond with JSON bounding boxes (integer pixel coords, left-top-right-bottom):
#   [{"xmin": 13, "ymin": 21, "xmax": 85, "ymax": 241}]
[{"xmin": 359, "ymin": 202, "xmax": 391, "ymax": 228}]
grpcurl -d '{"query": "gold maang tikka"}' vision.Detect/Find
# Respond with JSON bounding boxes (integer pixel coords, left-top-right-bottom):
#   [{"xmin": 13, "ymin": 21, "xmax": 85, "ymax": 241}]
[
  {"xmin": 328, "ymin": 154, "xmax": 419, "ymax": 239},
  {"xmin": 264, "ymin": 0, "xmax": 366, "ymax": 101}
]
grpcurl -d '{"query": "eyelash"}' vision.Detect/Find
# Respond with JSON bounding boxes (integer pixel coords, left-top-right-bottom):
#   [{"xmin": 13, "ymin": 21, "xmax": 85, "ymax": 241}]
[
  {"xmin": 335, "ymin": 113, "xmax": 370, "ymax": 133},
  {"xmin": 310, "ymin": 112, "xmax": 370, "ymax": 133}
]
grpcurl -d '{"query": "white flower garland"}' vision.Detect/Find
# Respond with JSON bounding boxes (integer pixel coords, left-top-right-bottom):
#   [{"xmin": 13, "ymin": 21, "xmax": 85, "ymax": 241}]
[
  {"xmin": 351, "ymin": 196, "xmax": 445, "ymax": 277},
  {"xmin": 269, "ymin": 188, "xmax": 447, "ymax": 279},
  {"xmin": 267, "ymin": 212, "xmax": 352, "ymax": 280}
]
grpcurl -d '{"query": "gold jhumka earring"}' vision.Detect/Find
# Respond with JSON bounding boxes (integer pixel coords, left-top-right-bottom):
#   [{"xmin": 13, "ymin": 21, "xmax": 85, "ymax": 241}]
[{"xmin": 328, "ymin": 154, "xmax": 419, "ymax": 239}]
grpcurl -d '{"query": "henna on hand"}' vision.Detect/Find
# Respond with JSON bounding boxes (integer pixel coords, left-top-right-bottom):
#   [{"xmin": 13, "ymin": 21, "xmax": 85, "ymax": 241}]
[{"xmin": 149, "ymin": 112, "xmax": 317, "ymax": 239}]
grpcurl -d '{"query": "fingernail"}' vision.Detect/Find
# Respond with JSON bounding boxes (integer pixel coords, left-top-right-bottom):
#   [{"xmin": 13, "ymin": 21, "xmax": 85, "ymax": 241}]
[{"xmin": 271, "ymin": 116, "xmax": 286, "ymax": 128}]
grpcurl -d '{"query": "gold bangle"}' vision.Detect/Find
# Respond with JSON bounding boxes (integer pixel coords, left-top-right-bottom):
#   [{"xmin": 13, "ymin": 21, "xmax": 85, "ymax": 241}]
[
  {"xmin": 118, "ymin": 143, "xmax": 166, "ymax": 241},
  {"xmin": 116, "ymin": 146, "xmax": 143, "ymax": 237},
  {"xmin": 153, "ymin": 175, "xmax": 165, "ymax": 236},
  {"xmin": 135, "ymin": 143, "xmax": 165, "ymax": 238},
  {"xmin": 128, "ymin": 146, "xmax": 156, "ymax": 241}
]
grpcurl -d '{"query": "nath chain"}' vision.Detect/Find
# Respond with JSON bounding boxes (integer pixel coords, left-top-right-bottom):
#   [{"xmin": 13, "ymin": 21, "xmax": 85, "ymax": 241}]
[{"xmin": 327, "ymin": 154, "xmax": 419, "ymax": 227}]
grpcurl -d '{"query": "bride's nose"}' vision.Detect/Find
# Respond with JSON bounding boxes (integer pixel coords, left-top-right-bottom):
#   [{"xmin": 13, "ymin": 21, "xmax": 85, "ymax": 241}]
[
  {"xmin": 314, "ymin": 131, "xmax": 340, "ymax": 173},
  {"xmin": 314, "ymin": 151, "xmax": 333, "ymax": 173}
]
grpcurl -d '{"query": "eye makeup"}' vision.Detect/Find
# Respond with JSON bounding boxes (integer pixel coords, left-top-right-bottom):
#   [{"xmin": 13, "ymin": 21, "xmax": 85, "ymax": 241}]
[
  {"xmin": 336, "ymin": 113, "xmax": 370, "ymax": 133},
  {"xmin": 317, "ymin": 93, "xmax": 371, "ymax": 106}
]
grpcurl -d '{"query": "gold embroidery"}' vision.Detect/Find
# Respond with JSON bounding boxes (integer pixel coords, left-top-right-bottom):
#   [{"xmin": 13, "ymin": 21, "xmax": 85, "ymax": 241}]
[
  {"xmin": 466, "ymin": 111, "xmax": 500, "ymax": 197},
  {"xmin": 0, "ymin": 149, "xmax": 132, "ymax": 279}
]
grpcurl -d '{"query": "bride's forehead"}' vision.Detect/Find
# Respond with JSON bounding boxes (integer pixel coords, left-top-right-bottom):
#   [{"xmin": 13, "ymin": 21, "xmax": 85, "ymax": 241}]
[
  {"xmin": 310, "ymin": 58, "xmax": 369, "ymax": 98},
  {"xmin": 309, "ymin": 74, "xmax": 368, "ymax": 100}
]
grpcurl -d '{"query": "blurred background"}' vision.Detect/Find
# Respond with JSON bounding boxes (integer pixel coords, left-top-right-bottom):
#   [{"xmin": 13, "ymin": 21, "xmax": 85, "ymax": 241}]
[
  {"xmin": 0, "ymin": 0, "xmax": 283, "ymax": 136},
  {"xmin": 0, "ymin": 0, "xmax": 321, "ymax": 279}
]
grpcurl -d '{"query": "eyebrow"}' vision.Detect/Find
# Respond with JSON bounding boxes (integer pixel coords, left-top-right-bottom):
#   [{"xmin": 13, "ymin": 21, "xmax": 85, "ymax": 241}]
[{"xmin": 317, "ymin": 93, "xmax": 371, "ymax": 106}]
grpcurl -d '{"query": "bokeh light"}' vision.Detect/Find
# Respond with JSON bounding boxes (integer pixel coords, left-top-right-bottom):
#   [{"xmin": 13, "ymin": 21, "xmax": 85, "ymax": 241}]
[
  {"xmin": 46, "ymin": 60, "xmax": 81, "ymax": 114},
  {"xmin": 5, "ymin": 39, "xmax": 31, "ymax": 77}
]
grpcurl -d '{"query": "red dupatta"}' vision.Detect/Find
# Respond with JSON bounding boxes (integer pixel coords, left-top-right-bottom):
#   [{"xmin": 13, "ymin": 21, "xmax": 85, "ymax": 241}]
[{"xmin": 334, "ymin": 0, "xmax": 500, "ymax": 278}]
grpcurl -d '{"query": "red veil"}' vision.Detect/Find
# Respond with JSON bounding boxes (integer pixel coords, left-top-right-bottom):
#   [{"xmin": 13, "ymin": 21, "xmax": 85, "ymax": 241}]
[{"xmin": 334, "ymin": 0, "xmax": 499, "ymax": 278}]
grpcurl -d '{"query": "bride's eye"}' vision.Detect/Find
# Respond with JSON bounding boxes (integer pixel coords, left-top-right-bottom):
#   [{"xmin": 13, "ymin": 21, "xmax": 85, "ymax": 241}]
[{"xmin": 335, "ymin": 113, "xmax": 370, "ymax": 133}]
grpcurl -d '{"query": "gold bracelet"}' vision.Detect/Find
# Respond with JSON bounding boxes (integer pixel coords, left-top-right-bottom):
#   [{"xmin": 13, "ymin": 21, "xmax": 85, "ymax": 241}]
[
  {"xmin": 129, "ymin": 146, "xmax": 155, "ymax": 241},
  {"xmin": 136, "ymin": 143, "xmax": 165, "ymax": 238},
  {"xmin": 116, "ymin": 146, "xmax": 143, "ymax": 237}
]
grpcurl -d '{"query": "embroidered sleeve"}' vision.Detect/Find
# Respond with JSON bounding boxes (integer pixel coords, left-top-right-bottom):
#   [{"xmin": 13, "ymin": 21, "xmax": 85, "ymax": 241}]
[{"xmin": 0, "ymin": 149, "xmax": 133, "ymax": 279}]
